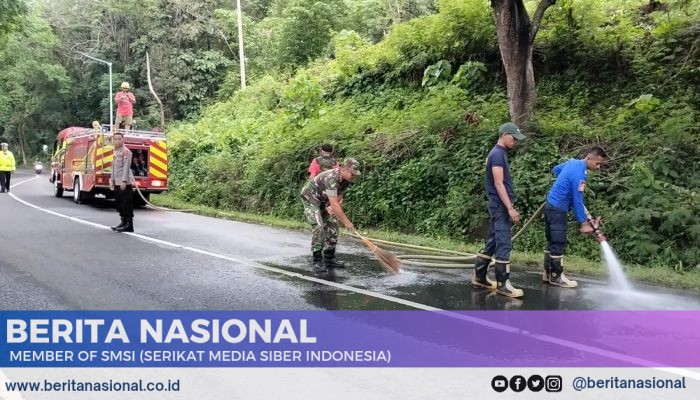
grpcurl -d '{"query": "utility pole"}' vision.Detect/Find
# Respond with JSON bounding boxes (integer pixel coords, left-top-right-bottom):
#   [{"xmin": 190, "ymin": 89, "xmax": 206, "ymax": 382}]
[
  {"xmin": 77, "ymin": 52, "xmax": 114, "ymax": 130},
  {"xmin": 236, "ymin": 0, "xmax": 246, "ymax": 89}
]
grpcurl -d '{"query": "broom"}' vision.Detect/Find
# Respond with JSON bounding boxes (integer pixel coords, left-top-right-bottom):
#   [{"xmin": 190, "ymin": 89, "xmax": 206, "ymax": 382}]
[{"xmin": 351, "ymin": 230, "xmax": 402, "ymax": 274}]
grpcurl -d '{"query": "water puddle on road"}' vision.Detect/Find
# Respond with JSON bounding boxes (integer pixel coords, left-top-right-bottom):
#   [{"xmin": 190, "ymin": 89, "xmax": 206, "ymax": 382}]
[{"xmin": 261, "ymin": 251, "xmax": 700, "ymax": 311}]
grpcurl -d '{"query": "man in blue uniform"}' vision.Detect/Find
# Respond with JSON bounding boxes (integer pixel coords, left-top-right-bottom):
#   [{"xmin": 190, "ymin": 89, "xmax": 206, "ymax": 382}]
[
  {"xmin": 472, "ymin": 122, "xmax": 526, "ymax": 298},
  {"xmin": 543, "ymin": 146, "xmax": 607, "ymax": 287}
]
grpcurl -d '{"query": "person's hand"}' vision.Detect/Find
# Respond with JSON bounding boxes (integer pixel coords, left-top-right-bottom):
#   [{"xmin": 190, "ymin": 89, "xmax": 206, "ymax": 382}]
[
  {"xmin": 580, "ymin": 220, "xmax": 594, "ymax": 234},
  {"xmin": 109, "ymin": 182, "xmax": 114, "ymax": 191},
  {"xmin": 344, "ymin": 221, "xmax": 355, "ymax": 231},
  {"xmin": 326, "ymin": 205, "xmax": 334, "ymax": 215},
  {"xmin": 508, "ymin": 207, "xmax": 520, "ymax": 224},
  {"xmin": 581, "ymin": 217, "xmax": 602, "ymax": 234},
  {"xmin": 119, "ymin": 181, "xmax": 126, "ymax": 191}
]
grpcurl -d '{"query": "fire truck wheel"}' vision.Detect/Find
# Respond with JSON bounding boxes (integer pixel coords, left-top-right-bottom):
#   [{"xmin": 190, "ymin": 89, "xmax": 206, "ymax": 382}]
[
  {"xmin": 73, "ymin": 177, "xmax": 84, "ymax": 204},
  {"xmin": 53, "ymin": 177, "xmax": 63, "ymax": 198}
]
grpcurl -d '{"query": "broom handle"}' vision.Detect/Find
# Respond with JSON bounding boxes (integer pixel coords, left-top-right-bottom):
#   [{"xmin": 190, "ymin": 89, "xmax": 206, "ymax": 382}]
[{"xmin": 350, "ymin": 230, "xmax": 376, "ymax": 251}]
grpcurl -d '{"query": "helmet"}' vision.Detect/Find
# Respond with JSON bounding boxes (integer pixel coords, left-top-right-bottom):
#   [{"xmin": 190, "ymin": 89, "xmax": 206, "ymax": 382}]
[
  {"xmin": 120, "ymin": 82, "xmax": 130, "ymax": 89},
  {"xmin": 0, "ymin": 142, "xmax": 8, "ymax": 148}
]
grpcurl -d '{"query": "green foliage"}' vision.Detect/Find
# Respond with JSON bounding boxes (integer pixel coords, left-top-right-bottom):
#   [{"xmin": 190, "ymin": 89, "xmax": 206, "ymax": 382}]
[
  {"xmin": 0, "ymin": 0, "xmax": 26, "ymax": 42},
  {"xmin": 0, "ymin": 11, "xmax": 69, "ymax": 162},
  {"xmin": 277, "ymin": 0, "xmax": 346, "ymax": 67},
  {"xmin": 2, "ymin": 0, "xmax": 698, "ymax": 273},
  {"xmin": 164, "ymin": 0, "xmax": 700, "ymax": 273},
  {"xmin": 421, "ymin": 60, "xmax": 451, "ymax": 88},
  {"xmin": 281, "ymin": 71, "xmax": 327, "ymax": 124},
  {"xmin": 451, "ymin": 61, "xmax": 487, "ymax": 91}
]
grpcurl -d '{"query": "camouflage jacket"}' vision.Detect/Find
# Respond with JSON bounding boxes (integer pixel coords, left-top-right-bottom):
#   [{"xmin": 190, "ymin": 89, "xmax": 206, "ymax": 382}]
[
  {"xmin": 300, "ymin": 169, "xmax": 351, "ymax": 207},
  {"xmin": 314, "ymin": 155, "xmax": 337, "ymax": 171}
]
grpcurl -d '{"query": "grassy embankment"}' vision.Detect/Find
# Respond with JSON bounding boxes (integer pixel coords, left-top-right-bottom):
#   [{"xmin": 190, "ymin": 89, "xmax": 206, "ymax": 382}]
[{"xmin": 152, "ymin": 194, "xmax": 700, "ymax": 292}]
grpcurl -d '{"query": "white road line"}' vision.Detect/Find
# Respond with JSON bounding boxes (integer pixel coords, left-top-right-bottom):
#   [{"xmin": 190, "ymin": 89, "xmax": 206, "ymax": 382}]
[{"xmin": 6, "ymin": 177, "xmax": 700, "ymax": 380}]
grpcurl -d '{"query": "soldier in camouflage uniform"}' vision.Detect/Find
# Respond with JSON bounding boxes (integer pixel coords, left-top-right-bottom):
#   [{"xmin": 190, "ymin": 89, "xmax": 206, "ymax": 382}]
[
  {"xmin": 301, "ymin": 158, "xmax": 361, "ymax": 272},
  {"xmin": 308, "ymin": 143, "xmax": 339, "ymax": 178}
]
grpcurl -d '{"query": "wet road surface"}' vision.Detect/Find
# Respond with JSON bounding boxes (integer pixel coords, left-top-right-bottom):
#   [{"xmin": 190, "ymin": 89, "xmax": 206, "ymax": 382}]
[{"xmin": 2, "ymin": 171, "xmax": 699, "ymax": 311}]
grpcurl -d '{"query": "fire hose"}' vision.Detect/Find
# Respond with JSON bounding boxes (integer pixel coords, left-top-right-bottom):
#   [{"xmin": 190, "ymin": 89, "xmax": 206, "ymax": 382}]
[{"xmin": 349, "ymin": 202, "xmax": 546, "ymax": 269}]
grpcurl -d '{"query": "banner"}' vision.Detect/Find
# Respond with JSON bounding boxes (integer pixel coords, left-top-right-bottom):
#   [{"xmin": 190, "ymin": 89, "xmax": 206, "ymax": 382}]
[
  {"xmin": 2, "ymin": 310, "xmax": 700, "ymax": 368},
  {"xmin": 2, "ymin": 311, "xmax": 699, "ymax": 399}
]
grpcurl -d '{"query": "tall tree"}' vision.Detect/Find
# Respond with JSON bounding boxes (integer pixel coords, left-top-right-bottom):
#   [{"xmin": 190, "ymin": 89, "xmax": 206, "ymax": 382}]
[
  {"xmin": 0, "ymin": 13, "xmax": 70, "ymax": 164},
  {"xmin": 0, "ymin": 0, "xmax": 27, "ymax": 41},
  {"xmin": 491, "ymin": 0, "xmax": 555, "ymax": 127}
]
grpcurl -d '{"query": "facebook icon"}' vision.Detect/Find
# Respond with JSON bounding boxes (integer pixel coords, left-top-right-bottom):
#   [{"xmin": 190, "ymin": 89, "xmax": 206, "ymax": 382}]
[{"xmin": 509, "ymin": 375, "xmax": 526, "ymax": 392}]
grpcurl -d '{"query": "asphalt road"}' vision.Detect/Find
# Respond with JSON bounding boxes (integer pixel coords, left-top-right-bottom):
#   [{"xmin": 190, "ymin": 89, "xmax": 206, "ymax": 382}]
[{"xmin": 1, "ymin": 170, "xmax": 699, "ymax": 311}]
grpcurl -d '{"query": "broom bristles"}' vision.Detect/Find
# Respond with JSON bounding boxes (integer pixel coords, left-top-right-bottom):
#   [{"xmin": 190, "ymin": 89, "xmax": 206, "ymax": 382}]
[{"xmin": 361, "ymin": 237, "xmax": 401, "ymax": 274}]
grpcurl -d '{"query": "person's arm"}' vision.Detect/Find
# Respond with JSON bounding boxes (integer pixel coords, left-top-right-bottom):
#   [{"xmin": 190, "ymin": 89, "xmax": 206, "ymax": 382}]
[
  {"xmin": 492, "ymin": 166, "xmax": 520, "ymax": 224},
  {"xmin": 10, "ymin": 153, "xmax": 15, "ymax": 172},
  {"xmin": 328, "ymin": 196, "xmax": 354, "ymax": 231},
  {"xmin": 552, "ymin": 162, "xmax": 565, "ymax": 178},
  {"xmin": 128, "ymin": 93, "xmax": 136, "ymax": 104},
  {"xmin": 121, "ymin": 151, "xmax": 132, "ymax": 187},
  {"xmin": 570, "ymin": 172, "xmax": 599, "ymax": 234}
]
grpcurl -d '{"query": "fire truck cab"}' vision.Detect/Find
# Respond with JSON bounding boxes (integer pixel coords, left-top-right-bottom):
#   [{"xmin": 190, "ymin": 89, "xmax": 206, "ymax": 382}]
[{"xmin": 50, "ymin": 127, "xmax": 168, "ymax": 206}]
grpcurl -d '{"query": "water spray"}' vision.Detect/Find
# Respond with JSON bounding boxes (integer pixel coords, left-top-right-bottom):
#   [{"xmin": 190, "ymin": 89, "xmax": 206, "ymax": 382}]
[{"xmin": 585, "ymin": 208, "xmax": 632, "ymax": 290}]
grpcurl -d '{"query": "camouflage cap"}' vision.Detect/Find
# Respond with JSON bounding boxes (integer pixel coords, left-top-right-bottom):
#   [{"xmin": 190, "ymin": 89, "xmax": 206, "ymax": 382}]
[{"xmin": 343, "ymin": 158, "xmax": 361, "ymax": 175}]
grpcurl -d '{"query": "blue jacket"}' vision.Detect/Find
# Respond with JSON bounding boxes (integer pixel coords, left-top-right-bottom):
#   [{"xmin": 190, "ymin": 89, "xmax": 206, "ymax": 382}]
[{"xmin": 546, "ymin": 159, "xmax": 588, "ymax": 223}]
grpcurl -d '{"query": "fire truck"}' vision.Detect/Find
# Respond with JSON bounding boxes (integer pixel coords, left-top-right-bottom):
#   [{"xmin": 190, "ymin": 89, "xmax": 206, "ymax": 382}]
[{"xmin": 50, "ymin": 127, "xmax": 168, "ymax": 206}]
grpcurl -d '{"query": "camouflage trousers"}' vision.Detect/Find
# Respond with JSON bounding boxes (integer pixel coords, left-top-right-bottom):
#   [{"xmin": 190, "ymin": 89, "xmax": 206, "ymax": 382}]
[{"xmin": 302, "ymin": 199, "xmax": 338, "ymax": 253}]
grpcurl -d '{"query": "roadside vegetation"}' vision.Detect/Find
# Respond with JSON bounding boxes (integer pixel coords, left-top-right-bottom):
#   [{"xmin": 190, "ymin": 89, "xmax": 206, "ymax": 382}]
[{"xmin": 0, "ymin": 0, "xmax": 698, "ymax": 287}]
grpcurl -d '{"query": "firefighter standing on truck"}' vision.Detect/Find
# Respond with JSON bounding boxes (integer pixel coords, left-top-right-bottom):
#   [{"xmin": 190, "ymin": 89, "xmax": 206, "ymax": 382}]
[
  {"xmin": 115, "ymin": 82, "xmax": 136, "ymax": 131},
  {"xmin": 109, "ymin": 132, "xmax": 134, "ymax": 232}
]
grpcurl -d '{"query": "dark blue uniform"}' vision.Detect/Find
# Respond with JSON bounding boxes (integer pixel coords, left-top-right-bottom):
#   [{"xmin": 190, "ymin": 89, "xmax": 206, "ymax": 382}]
[
  {"xmin": 545, "ymin": 159, "xmax": 589, "ymax": 256},
  {"xmin": 483, "ymin": 145, "xmax": 515, "ymax": 262}
]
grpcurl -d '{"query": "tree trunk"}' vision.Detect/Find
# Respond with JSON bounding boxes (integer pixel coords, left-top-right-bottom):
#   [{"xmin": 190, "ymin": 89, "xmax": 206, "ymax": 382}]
[
  {"xmin": 18, "ymin": 127, "xmax": 29, "ymax": 166},
  {"xmin": 491, "ymin": 0, "xmax": 555, "ymax": 128}
]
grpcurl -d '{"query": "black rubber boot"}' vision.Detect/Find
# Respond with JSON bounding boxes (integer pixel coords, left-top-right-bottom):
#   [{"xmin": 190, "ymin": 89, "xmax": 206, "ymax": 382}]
[
  {"xmin": 548, "ymin": 256, "xmax": 577, "ymax": 288},
  {"xmin": 111, "ymin": 217, "xmax": 125, "ymax": 231},
  {"xmin": 312, "ymin": 250, "xmax": 326, "ymax": 273},
  {"xmin": 323, "ymin": 248, "xmax": 345, "ymax": 269},
  {"xmin": 543, "ymin": 251, "xmax": 551, "ymax": 282},
  {"xmin": 116, "ymin": 218, "xmax": 134, "ymax": 233},
  {"xmin": 471, "ymin": 252, "xmax": 495, "ymax": 289},
  {"xmin": 495, "ymin": 261, "xmax": 523, "ymax": 298}
]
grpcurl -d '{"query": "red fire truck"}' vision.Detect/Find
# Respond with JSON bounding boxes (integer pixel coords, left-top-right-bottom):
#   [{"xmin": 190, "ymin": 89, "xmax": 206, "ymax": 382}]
[{"xmin": 50, "ymin": 127, "xmax": 168, "ymax": 205}]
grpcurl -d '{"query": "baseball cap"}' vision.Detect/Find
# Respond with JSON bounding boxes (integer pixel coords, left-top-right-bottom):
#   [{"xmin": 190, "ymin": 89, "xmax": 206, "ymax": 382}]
[
  {"xmin": 343, "ymin": 158, "xmax": 361, "ymax": 175},
  {"xmin": 499, "ymin": 123, "xmax": 526, "ymax": 140}
]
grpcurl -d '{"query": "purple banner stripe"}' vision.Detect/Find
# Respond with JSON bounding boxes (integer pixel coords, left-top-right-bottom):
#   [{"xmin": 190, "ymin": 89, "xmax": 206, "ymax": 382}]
[{"xmin": 1, "ymin": 311, "xmax": 698, "ymax": 368}]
